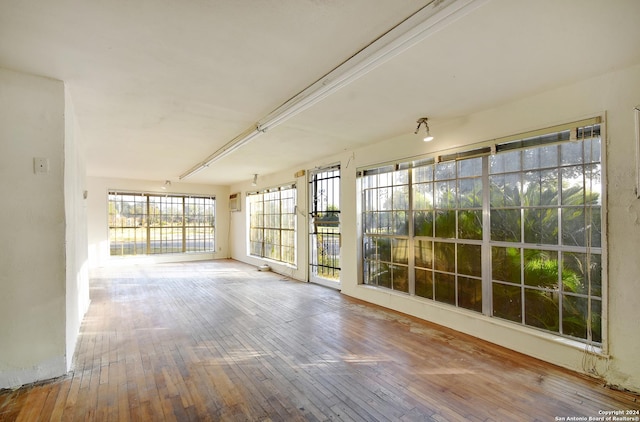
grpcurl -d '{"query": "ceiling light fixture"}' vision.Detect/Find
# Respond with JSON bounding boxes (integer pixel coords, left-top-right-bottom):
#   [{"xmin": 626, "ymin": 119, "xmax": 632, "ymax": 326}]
[
  {"xmin": 251, "ymin": 174, "xmax": 258, "ymax": 186},
  {"xmin": 415, "ymin": 117, "xmax": 434, "ymax": 142},
  {"xmin": 179, "ymin": 0, "xmax": 487, "ymax": 180},
  {"xmin": 161, "ymin": 180, "xmax": 172, "ymax": 189}
]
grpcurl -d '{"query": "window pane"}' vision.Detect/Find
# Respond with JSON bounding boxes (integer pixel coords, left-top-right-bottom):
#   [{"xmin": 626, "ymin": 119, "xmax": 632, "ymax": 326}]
[
  {"xmin": 415, "ymin": 269, "xmax": 433, "ymax": 299},
  {"xmin": 458, "ymin": 210, "xmax": 482, "ymax": 240},
  {"xmin": 493, "ymin": 283, "xmax": 521, "ymax": 322},
  {"xmin": 414, "ymin": 211, "xmax": 434, "ymax": 237},
  {"xmin": 458, "ymin": 178, "xmax": 482, "ymax": 208},
  {"xmin": 435, "ymin": 161, "xmax": 456, "ymax": 180},
  {"xmin": 414, "ymin": 240, "xmax": 433, "ymax": 269},
  {"xmin": 525, "ymin": 288, "xmax": 559, "ymax": 333},
  {"xmin": 523, "ymin": 169, "xmax": 558, "ymax": 207},
  {"xmin": 562, "ymin": 252, "xmax": 602, "ymax": 296},
  {"xmin": 490, "ymin": 150, "xmax": 520, "ymax": 173},
  {"xmin": 434, "ymin": 272, "xmax": 455, "ymax": 305},
  {"xmin": 458, "ymin": 157, "xmax": 482, "ymax": 178},
  {"xmin": 392, "ymin": 238, "xmax": 408, "ymax": 265},
  {"xmin": 523, "ymin": 208, "xmax": 558, "ymax": 245},
  {"xmin": 434, "ymin": 242, "xmax": 455, "ymax": 273},
  {"xmin": 523, "ymin": 145, "xmax": 557, "ymax": 170},
  {"xmin": 457, "ymin": 244, "xmax": 481, "ymax": 277},
  {"xmin": 492, "ymin": 247, "xmax": 521, "ymax": 284},
  {"xmin": 490, "ymin": 209, "xmax": 521, "ymax": 242},
  {"xmin": 435, "ymin": 210, "xmax": 456, "ymax": 239},
  {"xmin": 391, "ymin": 264, "xmax": 409, "ymax": 293},
  {"xmin": 490, "ymin": 173, "xmax": 521, "ymax": 207},
  {"xmin": 524, "ymin": 249, "xmax": 558, "ymax": 289},
  {"xmin": 458, "ymin": 276, "xmax": 482, "ymax": 312}
]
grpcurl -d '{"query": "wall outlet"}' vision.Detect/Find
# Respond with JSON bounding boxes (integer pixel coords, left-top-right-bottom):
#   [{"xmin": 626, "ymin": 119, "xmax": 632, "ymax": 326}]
[{"xmin": 34, "ymin": 157, "xmax": 49, "ymax": 174}]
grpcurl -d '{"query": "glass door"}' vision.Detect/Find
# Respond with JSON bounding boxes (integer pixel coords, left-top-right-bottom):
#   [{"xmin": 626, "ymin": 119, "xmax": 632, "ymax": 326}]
[{"xmin": 309, "ymin": 165, "xmax": 341, "ymax": 288}]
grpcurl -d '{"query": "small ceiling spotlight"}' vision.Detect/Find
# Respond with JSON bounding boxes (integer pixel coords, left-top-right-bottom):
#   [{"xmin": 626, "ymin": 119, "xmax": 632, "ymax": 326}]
[
  {"xmin": 251, "ymin": 174, "xmax": 258, "ymax": 187},
  {"xmin": 415, "ymin": 117, "xmax": 434, "ymax": 142},
  {"xmin": 161, "ymin": 180, "xmax": 171, "ymax": 190}
]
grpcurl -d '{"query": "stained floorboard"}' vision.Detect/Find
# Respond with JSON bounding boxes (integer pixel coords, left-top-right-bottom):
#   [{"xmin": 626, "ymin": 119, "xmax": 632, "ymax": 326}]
[{"xmin": 0, "ymin": 259, "xmax": 637, "ymax": 421}]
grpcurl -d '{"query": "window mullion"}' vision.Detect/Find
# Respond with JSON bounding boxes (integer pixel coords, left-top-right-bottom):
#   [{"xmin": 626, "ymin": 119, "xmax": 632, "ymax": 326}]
[{"xmin": 481, "ymin": 156, "xmax": 493, "ymax": 316}]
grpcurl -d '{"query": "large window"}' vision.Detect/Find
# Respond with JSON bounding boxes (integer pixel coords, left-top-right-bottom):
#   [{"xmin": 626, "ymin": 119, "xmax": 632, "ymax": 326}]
[
  {"xmin": 360, "ymin": 121, "xmax": 603, "ymax": 344},
  {"xmin": 108, "ymin": 192, "xmax": 215, "ymax": 255},
  {"xmin": 248, "ymin": 184, "xmax": 297, "ymax": 265}
]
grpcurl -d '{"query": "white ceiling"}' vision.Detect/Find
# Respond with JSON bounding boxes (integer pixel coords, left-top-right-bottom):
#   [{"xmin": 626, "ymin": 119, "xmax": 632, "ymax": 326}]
[{"xmin": 1, "ymin": 0, "xmax": 639, "ymax": 185}]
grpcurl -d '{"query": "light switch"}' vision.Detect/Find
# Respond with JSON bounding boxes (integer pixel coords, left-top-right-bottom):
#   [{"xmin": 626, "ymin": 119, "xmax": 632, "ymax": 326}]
[{"xmin": 34, "ymin": 157, "xmax": 49, "ymax": 174}]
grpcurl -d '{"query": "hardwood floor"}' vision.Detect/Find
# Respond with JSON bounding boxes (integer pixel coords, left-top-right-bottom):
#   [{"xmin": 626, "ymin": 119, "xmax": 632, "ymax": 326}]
[{"xmin": 1, "ymin": 260, "xmax": 637, "ymax": 421}]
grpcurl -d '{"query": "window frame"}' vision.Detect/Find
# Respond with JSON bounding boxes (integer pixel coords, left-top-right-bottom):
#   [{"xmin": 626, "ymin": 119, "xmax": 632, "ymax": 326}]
[
  {"xmin": 358, "ymin": 118, "xmax": 605, "ymax": 347},
  {"xmin": 108, "ymin": 191, "xmax": 216, "ymax": 256},
  {"xmin": 247, "ymin": 183, "xmax": 297, "ymax": 266}
]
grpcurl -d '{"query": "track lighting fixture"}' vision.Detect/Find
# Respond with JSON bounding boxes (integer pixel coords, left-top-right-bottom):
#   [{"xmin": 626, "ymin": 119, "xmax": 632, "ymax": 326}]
[
  {"xmin": 251, "ymin": 174, "xmax": 258, "ymax": 187},
  {"xmin": 415, "ymin": 117, "xmax": 434, "ymax": 142},
  {"xmin": 161, "ymin": 180, "xmax": 172, "ymax": 190},
  {"xmin": 178, "ymin": 0, "xmax": 484, "ymax": 180}
]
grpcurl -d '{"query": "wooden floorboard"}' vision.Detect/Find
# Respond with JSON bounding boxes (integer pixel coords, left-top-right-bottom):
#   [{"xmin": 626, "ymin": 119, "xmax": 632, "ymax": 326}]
[{"xmin": 1, "ymin": 259, "xmax": 637, "ymax": 421}]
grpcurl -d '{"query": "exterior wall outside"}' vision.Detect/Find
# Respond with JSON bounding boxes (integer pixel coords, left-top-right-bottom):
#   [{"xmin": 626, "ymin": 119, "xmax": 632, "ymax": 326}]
[
  {"xmin": 86, "ymin": 177, "xmax": 230, "ymax": 268},
  {"xmin": 0, "ymin": 68, "xmax": 67, "ymax": 388},
  {"xmin": 229, "ymin": 64, "xmax": 640, "ymax": 393}
]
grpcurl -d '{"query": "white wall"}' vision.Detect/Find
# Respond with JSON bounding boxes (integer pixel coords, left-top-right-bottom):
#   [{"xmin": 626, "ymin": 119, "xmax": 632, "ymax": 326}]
[
  {"xmin": 229, "ymin": 64, "xmax": 640, "ymax": 393},
  {"xmin": 0, "ymin": 68, "xmax": 67, "ymax": 387},
  {"xmin": 86, "ymin": 177, "xmax": 230, "ymax": 267},
  {"xmin": 64, "ymin": 87, "xmax": 90, "ymax": 372}
]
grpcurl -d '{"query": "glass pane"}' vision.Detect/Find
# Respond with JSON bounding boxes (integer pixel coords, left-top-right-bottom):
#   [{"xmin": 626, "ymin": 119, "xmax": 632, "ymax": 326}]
[
  {"xmin": 393, "ymin": 185, "xmax": 409, "ymax": 209},
  {"xmin": 415, "ymin": 269, "xmax": 433, "ymax": 299},
  {"xmin": 524, "ymin": 249, "xmax": 558, "ymax": 289},
  {"xmin": 379, "ymin": 211, "xmax": 392, "ymax": 234},
  {"xmin": 561, "ymin": 141, "xmax": 583, "ymax": 166},
  {"xmin": 523, "ymin": 145, "xmax": 557, "ymax": 170},
  {"xmin": 434, "ymin": 272, "xmax": 456, "ymax": 305},
  {"xmin": 378, "ymin": 263, "xmax": 391, "ymax": 289},
  {"xmin": 392, "ymin": 238, "xmax": 408, "ymax": 265},
  {"xmin": 413, "ymin": 165, "xmax": 433, "ymax": 183},
  {"xmin": 492, "ymin": 283, "xmax": 521, "ymax": 322},
  {"xmin": 492, "ymin": 247, "xmax": 521, "ymax": 283},
  {"xmin": 561, "ymin": 166, "xmax": 584, "ymax": 205},
  {"xmin": 562, "ymin": 295, "xmax": 588, "ymax": 340},
  {"xmin": 562, "ymin": 208, "xmax": 585, "ymax": 247},
  {"xmin": 435, "ymin": 180, "xmax": 456, "ymax": 208},
  {"xmin": 457, "ymin": 244, "xmax": 481, "ymax": 277},
  {"xmin": 364, "ymin": 212, "xmax": 376, "ymax": 234},
  {"xmin": 435, "ymin": 161, "xmax": 456, "ymax": 180},
  {"xmin": 589, "ymin": 207, "xmax": 602, "ymax": 248},
  {"xmin": 414, "ymin": 211, "xmax": 434, "ymax": 237},
  {"xmin": 434, "ymin": 242, "xmax": 455, "ymax": 273},
  {"xmin": 393, "ymin": 211, "xmax": 408, "ymax": 235},
  {"xmin": 523, "ymin": 208, "xmax": 558, "ymax": 245},
  {"xmin": 583, "ymin": 137, "xmax": 601, "ymax": 163},
  {"xmin": 490, "ymin": 150, "xmax": 520, "ymax": 174},
  {"xmin": 490, "ymin": 173, "xmax": 521, "ymax": 207},
  {"xmin": 458, "ymin": 276, "xmax": 482, "ymax": 312},
  {"xmin": 412, "ymin": 183, "xmax": 433, "ymax": 210},
  {"xmin": 378, "ymin": 237, "xmax": 391, "ymax": 262},
  {"xmin": 562, "ymin": 252, "xmax": 602, "ymax": 296},
  {"xmin": 490, "ymin": 209, "xmax": 521, "ymax": 242},
  {"xmin": 523, "ymin": 169, "xmax": 558, "ymax": 207},
  {"xmin": 393, "ymin": 169, "xmax": 409, "ymax": 185},
  {"xmin": 458, "ymin": 178, "xmax": 482, "ymax": 208},
  {"xmin": 391, "ymin": 264, "xmax": 409, "ymax": 293},
  {"xmin": 414, "ymin": 240, "xmax": 433, "ymax": 269},
  {"xmin": 458, "ymin": 210, "xmax": 482, "ymax": 240},
  {"xmin": 435, "ymin": 210, "xmax": 456, "ymax": 239},
  {"xmin": 525, "ymin": 288, "xmax": 559, "ymax": 332},
  {"xmin": 591, "ymin": 299, "xmax": 602, "ymax": 343},
  {"xmin": 458, "ymin": 157, "xmax": 482, "ymax": 178}
]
